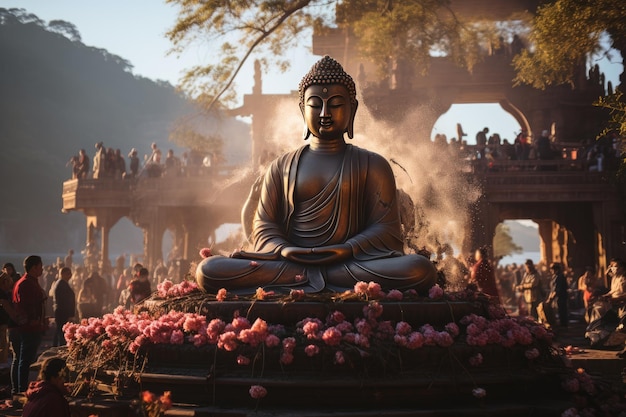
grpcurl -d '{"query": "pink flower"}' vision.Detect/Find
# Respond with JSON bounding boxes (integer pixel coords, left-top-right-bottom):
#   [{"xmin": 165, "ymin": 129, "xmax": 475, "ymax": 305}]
[
  {"xmin": 216, "ymin": 288, "xmax": 228, "ymax": 301},
  {"xmin": 265, "ymin": 334, "xmax": 280, "ymax": 348},
  {"xmin": 354, "ymin": 281, "xmax": 368, "ymax": 296},
  {"xmin": 217, "ymin": 331, "xmax": 238, "ymax": 351},
  {"xmin": 428, "ymin": 284, "xmax": 444, "ymax": 299},
  {"xmin": 525, "ymin": 348, "xmax": 540, "ymax": 360},
  {"xmin": 199, "ymin": 247, "xmax": 212, "ymax": 258},
  {"xmin": 444, "ymin": 322, "xmax": 459, "ymax": 337},
  {"xmin": 334, "ymin": 350, "xmax": 346, "ymax": 365},
  {"xmin": 255, "ymin": 287, "xmax": 274, "ymax": 300},
  {"xmin": 355, "ymin": 319, "xmax": 372, "ymax": 337},
  {"xmin": 386, "ymin": 289, "xmax": 403, "ymax": 301},
  {"xmin": 472, "ymin": 387, "xmax": 487, "ymax": 399},
  {"xmin": 295, "ymin": 274, "xmax": 304, "ymax": 282},
  {"xmin": 280, "ymin": 352, "xmax": 294, "ymax": 365},
  {"xmin": 170, "ymin": 330, "xmax": 184, "ymax": 345},
  {"xmin": 282, "ymin": 337, "xmax": 296, "ymax": 352},
  {"xmin": 561, "ymin": 408, "xmax": 580, "ymax": 417},
  {"xmin": 142, "ymin": 390, "xmax": 156, "ymax": 403},
  {"xmin": 250, "ymin": 261, "xmax": 259, "ymax": 267},
  {"xmin": 305, "ymin": 344, "xmax": 320, "ymax": 357},
  {"xmin": 159, "ymin": 391, "xmax": 172, "ymax": 410},
  {"xmin": 237, "ymin": 355, "xmax": 250, "ymax": 365},
  {"xmin": 363, "ymin": 301, "xmax": 383, "ymax": 320},
  {"xmin": 328, "ymin": 310, "xmax": 346, "ymax": 325},
  {"xmin": 302, "ymin": 320, "xmax": 321, "ymax": 339},
  {"xmin": 469, "ymin": 353, "xmax": 483, "ymax": 367},
  {"xmin": 406, "ymin": 332, "xmax": 424, "ymax": 349},
  {"xmin": 206, "ymin": 318, "xmax": 226, "ymax": 343},
  {"xmin": 249, "ymin": 385, "xmax": 267, "ymax": 399},
  {"xmin": 435, "ymin": 331, "xmax": 454, "ymax": 347},
  {"xmin": 322, "ymin": 327, "xmax": 342, "ymax": 346},
  {"xmin": 367, "ymin": 282, "xmax": 384, "ymax": 299},
  {"xmin": 289, "ymin": 289, "xmax": 305, "ymax": 300}
]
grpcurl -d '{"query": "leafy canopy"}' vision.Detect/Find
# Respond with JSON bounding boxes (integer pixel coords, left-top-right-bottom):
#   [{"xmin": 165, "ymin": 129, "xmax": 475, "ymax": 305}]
[
  {"xmin": 513, "ymin": 0, "xmax": 626, "ymax": 90},
  {"xmin": 166, "ymin": 0, "xmax": 500, "ymax": 109}
]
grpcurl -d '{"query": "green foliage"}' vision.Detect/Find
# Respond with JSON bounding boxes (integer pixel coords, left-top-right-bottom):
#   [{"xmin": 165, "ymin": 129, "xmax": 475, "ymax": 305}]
[
  {"xmin": 492, "ymin": 223, "xmax": 523, "ymax": 259},
  {"xmin": 595, "ymin": 91, "xmax": 626, "ymax": 137},
  {"xmin": 513, "ymin": 0, "xmax": 626, "ymax": 89},
  {"xmin": 166, "ymin": 0, "xmax": 509, "ymax": 108},
  {"xmin": 166, "ymin": 0, "xmax": 318, "ymax": 109}
]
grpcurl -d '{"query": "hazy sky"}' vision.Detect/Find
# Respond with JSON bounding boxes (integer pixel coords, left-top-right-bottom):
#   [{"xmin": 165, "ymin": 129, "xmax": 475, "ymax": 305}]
[{"xmin": 4, "ymin": 1, "xmax": 623, "ymax": 143}]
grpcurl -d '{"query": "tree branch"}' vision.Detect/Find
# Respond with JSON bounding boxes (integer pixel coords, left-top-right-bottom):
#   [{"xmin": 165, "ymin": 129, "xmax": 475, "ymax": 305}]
[{"xmin": 205, "ymin": 0, "xmax": 312, "ymax": 111}]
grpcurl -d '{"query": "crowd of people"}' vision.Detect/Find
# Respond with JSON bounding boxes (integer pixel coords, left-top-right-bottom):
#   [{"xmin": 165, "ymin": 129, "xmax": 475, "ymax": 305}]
[
  {"xmin": 431, "ymin": 126, "xmax": 622, "ymax": 173},
  {"xmin": 0, "ymin": 248, "xmax": 623, "ymax": 413},
  {"xmin": 67, "ymin": 141, "xmax": 221, "ymax": 180},
  {"xmin": 0, "ymin": 251, "xmax": 191, "ymax": 411},
  {"xmin": 439, "ymin": 246, "xmax": 626, "ymax": 336}
]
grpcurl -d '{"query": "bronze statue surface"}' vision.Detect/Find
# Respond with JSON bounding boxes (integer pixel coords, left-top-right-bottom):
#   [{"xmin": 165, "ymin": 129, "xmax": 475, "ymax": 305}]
[{"xmin": 197, "ymin": 56, "xmax": 437, "ymax": 294}]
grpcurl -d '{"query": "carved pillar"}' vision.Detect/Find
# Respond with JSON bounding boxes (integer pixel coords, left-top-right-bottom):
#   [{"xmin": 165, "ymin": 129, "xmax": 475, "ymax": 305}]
[
  {"xmin": 85, "ymin": 209, "xmax": 125, "ymax": 270},
  {"xmin": 536, "ymin": 219, "xmax": 555, "ymax": 265}
]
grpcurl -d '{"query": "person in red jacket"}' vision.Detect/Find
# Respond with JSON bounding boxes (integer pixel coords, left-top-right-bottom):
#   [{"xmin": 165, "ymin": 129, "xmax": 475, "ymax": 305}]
[
  {"xmin": 469, "ymin": 247, "xmax": 500, "ymax": 302},
  {"xmin": 22, "ymin": 357, "xmax": 71, "ymax": 417},
  {"xmin": 9, "ymin": 255, "xmax": 47, "ymax": 395}
]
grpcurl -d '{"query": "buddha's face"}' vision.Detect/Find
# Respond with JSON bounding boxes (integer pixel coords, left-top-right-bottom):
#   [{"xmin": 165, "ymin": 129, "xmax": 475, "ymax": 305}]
[{"xmin": 303, "ymin": 84, "xmax": 352, "ymax": 140}]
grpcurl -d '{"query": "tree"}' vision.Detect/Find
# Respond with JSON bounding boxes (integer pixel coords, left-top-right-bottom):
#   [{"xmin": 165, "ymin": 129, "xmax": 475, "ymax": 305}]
[
  {"xmin": 165, "ymin": 0, "xmax": 495, "ymax": 110},
  {"xmin": 512, "ymin": 0, "xmax": 626, "ymax": 90},
  {"xmin": 48, "ymin": 19, "xmax": 82, "ymax": 42},
  {"xmin": 492, "ymin": 223, "xmax": 523, "ymax": 260}
]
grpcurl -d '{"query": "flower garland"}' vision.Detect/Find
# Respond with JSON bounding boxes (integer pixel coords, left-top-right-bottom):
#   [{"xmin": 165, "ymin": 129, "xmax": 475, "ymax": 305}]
[{"xmin": 63, "ymin": 281, "xmax": 553, "ymax": 370}]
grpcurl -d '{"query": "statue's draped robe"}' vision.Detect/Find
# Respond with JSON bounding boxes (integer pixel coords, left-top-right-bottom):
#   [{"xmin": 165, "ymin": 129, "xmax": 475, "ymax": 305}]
[
  {"xmin": 253, "ymin": 144, "xmax": 404, "ymax": 259},
  {"xmin": 198, "ymin": 144, "xmax": 436, "ymax": 293}
]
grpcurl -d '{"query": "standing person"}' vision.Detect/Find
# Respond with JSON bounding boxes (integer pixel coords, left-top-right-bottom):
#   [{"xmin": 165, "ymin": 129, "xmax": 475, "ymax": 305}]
[
  {"xmin": 469, "ymin": 247, "xmax": 500, "ymax": 301},
  {"xmin": 548, "ymin": 262, "xmax": 569, "ymax": 327},
  {"xmin": 92, "ymin": 141, "xmax": 106, "ymax": 179},
  {"xmin": 21, "ymin": 357, "xmax": 71, "ymax": 417},
  {"xmin": 0, "ymin": 271, "xmax": 14, "ymax": 368},
  {"xmin": 127, "ymin": 148, "xmax": 140, "ymax": 178},
  {"xmin": 50, "ymin": 267, "xmax": 75, "ymax": 347},
  {"xmin": 63, "ymin": 250, "xmax": 74, "ymax": 270},
  {"xmin": 81, "ymin": 271, "xmax": 109, "ymax": 318},
  {"xmin": 516, "ymin": 259, "xmax": 542, "ymax": 320},
  {"xmin": 578, "ymin": 266, "xmax": 598, "ymax": 323},
  {"xmin": 9, "ymin": 255, "xmax": 47, "ymax": 396},
  {"xmin": 2, "ymin": 263, "xmax": 21, "ymax": 285},
  {"xmin": 76, "ymin": 148, "xmax": 90, "ymax": 179},
  {"xmin": 128, "ymin": 267, "xmax": 152, "ymax": 306}
]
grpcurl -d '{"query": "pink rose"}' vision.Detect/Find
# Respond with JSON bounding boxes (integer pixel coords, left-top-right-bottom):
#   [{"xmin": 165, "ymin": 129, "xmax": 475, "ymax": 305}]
[
  {"xmin": 249, "ymin": 385, "xmax": 267, "ymax": 399},
  {"xmin": 469, "ymin": 353, "xmax": 483, "ymax": 367},
  {"xmin": 305, "ymin": 344, "xmax": 320, "ymax": 357},
  {"xmin": 199, "ymin": 247, "xmax": 212, "ymax": 258},
  {"xmin": 386, "ymin": 289, "xmax": 403, "ymax": 301},
  {"xmin": 322, "ymin": 327, "xmax": 342, "ymax": 346},
  {"xmin": 216, "ymin": 288, "xmax": 228, "ymax": 301},
  {"xmin": 472, "ymin": 387, "xmax": 487, "ymax": 399},
  {"xmin": 428, "ymin": 284, "xmax": 444, "ymax": 299}
]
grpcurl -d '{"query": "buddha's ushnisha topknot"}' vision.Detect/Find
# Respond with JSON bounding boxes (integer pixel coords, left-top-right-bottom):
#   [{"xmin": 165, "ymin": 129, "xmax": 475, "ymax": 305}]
[{"xmin": 299, "ymin": 56, "xmax": 357, "ymax": 105}]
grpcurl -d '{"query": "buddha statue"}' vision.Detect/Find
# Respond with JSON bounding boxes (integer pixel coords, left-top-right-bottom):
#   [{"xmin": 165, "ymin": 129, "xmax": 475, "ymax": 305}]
[{"xmin": 196, "ymin": 56, "xmax": 437, "ymax": 294}]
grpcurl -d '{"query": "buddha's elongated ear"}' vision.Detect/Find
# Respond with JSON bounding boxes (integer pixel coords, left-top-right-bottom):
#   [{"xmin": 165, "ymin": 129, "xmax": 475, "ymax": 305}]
[
  {"xmin": 346, "ymin": 100, "xmax": 358, "ymax": 139},
  {"xmin": 300, "ymin": 102, "xmax": 311, "ymax": 140}
]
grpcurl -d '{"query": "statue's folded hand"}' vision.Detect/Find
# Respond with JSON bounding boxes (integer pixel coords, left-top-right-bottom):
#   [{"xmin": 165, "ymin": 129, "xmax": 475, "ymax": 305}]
[
  {"xmin": 231, "ymin": 250, "xmax": 281, "ymax": 261},
  {"xmin": 281, "ymin": 244, "xmax": 352, "ymax": 265}
]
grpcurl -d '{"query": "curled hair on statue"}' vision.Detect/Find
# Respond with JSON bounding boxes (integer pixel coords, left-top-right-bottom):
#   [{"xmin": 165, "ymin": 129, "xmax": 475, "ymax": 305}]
[{"xmin": 299, "ymin": 55, "xmax": 359, "ymax": 141}]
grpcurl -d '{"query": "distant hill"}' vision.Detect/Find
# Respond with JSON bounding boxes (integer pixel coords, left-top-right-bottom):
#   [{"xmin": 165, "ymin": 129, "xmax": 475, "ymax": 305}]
[
  {"xmin": 0, "ymin": 9, "xmax": 250, "ymax": 256},
  {"xmin": 504, "ymin": 220, "xmax": 541, "ymax": 252}
]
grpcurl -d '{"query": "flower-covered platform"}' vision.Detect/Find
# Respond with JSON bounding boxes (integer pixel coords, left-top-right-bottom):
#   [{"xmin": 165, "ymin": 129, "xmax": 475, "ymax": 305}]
[{"xmin": 52, "ymin": 280, "xmax": 597, "ymax": 416}]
